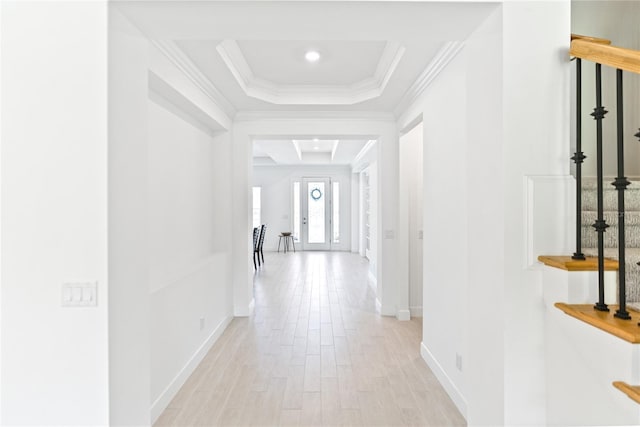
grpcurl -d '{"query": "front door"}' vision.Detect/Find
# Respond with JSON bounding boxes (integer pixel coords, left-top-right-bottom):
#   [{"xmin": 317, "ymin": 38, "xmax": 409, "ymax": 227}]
[{"xmin": 301, "ymin": 177, "xmax": 331, "ymax": 250}]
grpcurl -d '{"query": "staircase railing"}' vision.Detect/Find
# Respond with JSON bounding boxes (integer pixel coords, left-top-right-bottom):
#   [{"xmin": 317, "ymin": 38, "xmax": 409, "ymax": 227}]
[{"xmin": 570, "ymin": 34, "xmax": 640, "ymax": 321}]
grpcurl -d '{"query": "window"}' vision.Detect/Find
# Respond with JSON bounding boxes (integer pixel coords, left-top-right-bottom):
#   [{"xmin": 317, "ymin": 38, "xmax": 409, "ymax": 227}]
[
  {"xmin": 252, "ymin": 187, "xmax": 261, "ymax": 229},
  {"xmin": 332, "ymin": 181, "xmax": 340, "ymax": 243},
  {"xmin": 293, "ymin": 182, "xmax": 300, "ymax": 241}
]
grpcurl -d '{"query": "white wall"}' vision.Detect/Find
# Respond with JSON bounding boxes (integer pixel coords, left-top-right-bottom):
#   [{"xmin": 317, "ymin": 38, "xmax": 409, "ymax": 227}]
[
  {"xmin": 397, "ymin": 1, "xmax": 571, "ymax": 425},
  {"xmin": 253, "ymin": 165, "xmax": 352, "ymax": 252},
  {"xmin": 110, "ymin": 6, "xmax": 235, "ymax": 424},
  {"xmin": 1, "ymin": 2, "xmax": 109, "ymax": 424},
  {"xmin": 108, "ymin": 8, "xmax": 151, "ymax": 424},
  {"xmin": 572, "ymin": 1, "xmax": 640, "ymax": 177},
  {"xmin": 147, "ymin": 99, "xmax": 233, "ymax": 421}
]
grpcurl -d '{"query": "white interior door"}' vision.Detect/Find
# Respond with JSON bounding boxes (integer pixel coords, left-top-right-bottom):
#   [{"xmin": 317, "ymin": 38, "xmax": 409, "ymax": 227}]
[{"xmin": 301, "ymin": 177, "xmax": 331, "ymax": 250}]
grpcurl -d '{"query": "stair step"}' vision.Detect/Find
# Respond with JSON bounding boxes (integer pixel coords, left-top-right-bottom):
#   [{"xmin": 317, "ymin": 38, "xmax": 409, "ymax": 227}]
[
  {"xmin": 582, "ymin": 223, "xmax": 640, "ymax": 248},
  {"xmin": 583, "ymin": 179, "xmax": 640, "ymax": 211},
  {"xmin": 582, "ymin": 211, "xmax": 640, "ymax": 225}
]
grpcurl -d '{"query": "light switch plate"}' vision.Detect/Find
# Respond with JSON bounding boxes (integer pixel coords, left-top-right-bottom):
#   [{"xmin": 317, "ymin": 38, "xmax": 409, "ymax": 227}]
[{"xmin": 62, "ymin": 281, "xmax": 97, "ymax": 307}]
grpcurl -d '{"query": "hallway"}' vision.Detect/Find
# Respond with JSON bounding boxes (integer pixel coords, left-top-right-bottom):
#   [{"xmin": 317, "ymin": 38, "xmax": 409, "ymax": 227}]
[{"xmin": 155, "ymin": 252, "xmax": 465, "ymax": 426}]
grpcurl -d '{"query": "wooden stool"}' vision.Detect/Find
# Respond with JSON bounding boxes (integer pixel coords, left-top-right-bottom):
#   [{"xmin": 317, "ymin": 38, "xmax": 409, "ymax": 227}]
[{"xmin": 278, "ymin": 233, "xmax": 296, "ymax": 253}]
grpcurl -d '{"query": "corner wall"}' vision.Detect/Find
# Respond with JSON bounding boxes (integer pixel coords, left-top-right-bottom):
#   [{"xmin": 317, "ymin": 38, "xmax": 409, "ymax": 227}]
[
  {"xmin": 109, "ymin": 6, "xmax": 235, "ymax": 423},
  {"xmin": 396, "ymin": 1, "xmax": 571, "ymax": 425}
]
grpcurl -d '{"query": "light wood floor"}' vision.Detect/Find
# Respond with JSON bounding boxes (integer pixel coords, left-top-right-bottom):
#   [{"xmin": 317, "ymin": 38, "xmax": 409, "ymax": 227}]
[{"xmin": 155, "ymin": 251, "xmax": 465, "ymax": 426}]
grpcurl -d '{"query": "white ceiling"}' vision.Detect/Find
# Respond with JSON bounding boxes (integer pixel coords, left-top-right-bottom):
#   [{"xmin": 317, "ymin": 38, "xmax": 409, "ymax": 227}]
[
  {"xmin": 235, "ymin": 40, "xmax": 387, "ymax": 86},
  {"xmin": 253, "ymin": 139, "xmax": 370, "ymax": 166},
  {"xmin": 117, "ymin": 0, "xmax": 498, "ymax": 164}
]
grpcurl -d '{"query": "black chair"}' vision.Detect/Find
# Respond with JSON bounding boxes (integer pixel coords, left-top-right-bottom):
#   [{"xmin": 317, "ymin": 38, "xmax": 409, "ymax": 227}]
[
  {"xmin": 252, "ymin": 227, "xmax": 260, "ymax": 269},
  {"xmin": 257, "ymin": 224, "xmax": 266, "ymax": 265}
]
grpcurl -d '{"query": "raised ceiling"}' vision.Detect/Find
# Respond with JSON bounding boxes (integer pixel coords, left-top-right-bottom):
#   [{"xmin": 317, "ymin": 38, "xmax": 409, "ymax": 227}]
[
  {"xmin": 117, "ymin": 1, "xmax": 499, "ymax": 113},
  {"xmin": 118, "ymin": 1, "xmax": 497, "ymax": 164}
]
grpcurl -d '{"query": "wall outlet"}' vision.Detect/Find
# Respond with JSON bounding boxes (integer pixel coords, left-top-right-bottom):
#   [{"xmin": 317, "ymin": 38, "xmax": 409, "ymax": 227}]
[
  {"xmin": 199, "ymin": 317, "xmax": 205, "ymax": 330},
  {"xmin": 456, "ymin": 353, "xmax": 463, "ymax": 371}
]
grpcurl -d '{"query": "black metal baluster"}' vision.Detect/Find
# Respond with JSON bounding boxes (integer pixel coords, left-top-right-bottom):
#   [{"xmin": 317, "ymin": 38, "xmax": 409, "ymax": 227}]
[
  {"xmin": 613, "ymin": 69, "xmax": 631, "ymax": 319},
  {"xmin": 592, "ymin": 63, "xmax": 610, "ymax": 312},
  {"xmin": 572, "ymin": 58, "xmax": 587, "ymax": 260}
]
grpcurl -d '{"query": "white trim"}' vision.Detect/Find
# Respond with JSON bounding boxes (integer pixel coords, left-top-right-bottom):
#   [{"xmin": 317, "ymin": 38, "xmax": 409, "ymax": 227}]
[
  {"xmin": 409, "ymin": 306, "xmax": 423, "ymax": 317},
  {"xmin": 217, "ymin": 39, "xmax": 405, "ymax": 105},
  {"xmin": 248, "ymin": 298, "xmax": 256, "ymax": 315},
  {"xmin": 375, "ymin": 297, "xmax": 382, "ymax": 314},
  {"xmin": 420, "ymin": 342, "xmax": 467, "ymax": 420},
  {"xmin": 394, "ymin": 41, "xmax": 465, "ymax": 118},
  {"xmin": 396, "ymin": 309, "xmax": 410, "ymax": 321},
  {"xmin": 151, "ymin": 39, "xmax": 236, "ymax": 119},
  {"xmin": 150, "ymin": 315, "xmax": 233, "ymax": 424}
]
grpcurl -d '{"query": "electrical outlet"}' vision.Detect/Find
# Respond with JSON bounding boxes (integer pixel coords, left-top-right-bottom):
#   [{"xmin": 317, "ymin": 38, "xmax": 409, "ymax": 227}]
[
  {"xmin": 456, "ymin": 353, "xmax": 463, "ymax": 371},
  {"xmin": 199, "ymin": 317, "xmax": 205, "ymax": 331}
]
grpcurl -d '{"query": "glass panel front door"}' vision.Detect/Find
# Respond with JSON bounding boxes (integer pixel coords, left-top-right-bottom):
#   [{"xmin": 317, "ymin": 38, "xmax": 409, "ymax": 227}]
[{"xmin": 301, "ymin": 177, "xmax": 331, "ymax": 250}]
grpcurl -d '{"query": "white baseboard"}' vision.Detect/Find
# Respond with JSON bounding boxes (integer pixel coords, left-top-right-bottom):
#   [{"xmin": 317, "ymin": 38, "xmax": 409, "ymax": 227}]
[
  {"xmin": 151, "ymin": 315, "xmax": 233, "ymax": 423},
  {"xmin": 410, "ymin": 306, "xmax": 423, "ymax": 317},
  {"xmin": 248, "ymin": 297, "xmax": 255, "ymax": 315},
  {"xmin": 420, "ymin": 342, "xmax": 467, "ymax": 420},
  {"xmin": 396, "ymin": 309, "xmax": 411, "ymax": 321}
]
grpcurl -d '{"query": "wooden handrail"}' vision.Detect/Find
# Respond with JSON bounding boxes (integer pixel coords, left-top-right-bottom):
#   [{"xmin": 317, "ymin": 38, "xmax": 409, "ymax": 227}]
[
  {"xmin": 571, "ymin": 39, "xmax": 640, "ymax": 75},
  {"xmin": 571, "ymin": 33, "xmax": 611, "ymax": 45}
]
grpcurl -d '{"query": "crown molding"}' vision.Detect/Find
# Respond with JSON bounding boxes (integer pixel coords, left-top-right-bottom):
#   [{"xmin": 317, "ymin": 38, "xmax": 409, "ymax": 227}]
[
  {"xmin": 151, "ymin": 39, "xmax": 237, "ymax": 119},
  {"xmin": 217, "ymin": 39, "xmax": 405, "ymax": 105},
  {"xmin": 394, "ymin": 41, "xmax": 465, "ymax": 117},
  {"xmin": 234, "ymin": 110, "xmax": 396, "ymax": 122}
]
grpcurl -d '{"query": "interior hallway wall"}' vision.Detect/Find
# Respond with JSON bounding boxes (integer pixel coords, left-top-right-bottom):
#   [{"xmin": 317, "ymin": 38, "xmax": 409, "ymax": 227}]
[
  {"xmin": 1, "ymin": 2, "xmax": 109, "ymax": 424},
  {"xmin": 110, "ymin": 6, "xmax": 236, "ymax": 424},
  {"xmin": 147, "ymin": 98, "xmax": 233, "ymax": 420},
  {"xmin": 396, "ymin": 2, "xmax": 571, "ymax": 425},
  {"xmin": 253, "ymin": 165, "xmax": 352, "ymax": 252}
]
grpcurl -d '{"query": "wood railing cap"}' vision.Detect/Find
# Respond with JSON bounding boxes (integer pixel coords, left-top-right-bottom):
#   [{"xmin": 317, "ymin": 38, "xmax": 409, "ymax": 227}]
[
  {"xmin": 571, "ymin": 38, "xmax": 640, "ymax": 75},
  {"xmin": 571, "ymin": 33, "xmax": 611, "ymax": 45}
]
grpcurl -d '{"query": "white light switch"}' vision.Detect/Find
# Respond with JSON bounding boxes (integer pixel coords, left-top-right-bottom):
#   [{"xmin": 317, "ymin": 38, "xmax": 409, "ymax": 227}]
[
  {"xmin": 62, "ymin": 282, "xmax": 98, "ymax": 307},
  {"xmin": 384, "ymin": 230, "xmax": 395, "ymax": 239}
]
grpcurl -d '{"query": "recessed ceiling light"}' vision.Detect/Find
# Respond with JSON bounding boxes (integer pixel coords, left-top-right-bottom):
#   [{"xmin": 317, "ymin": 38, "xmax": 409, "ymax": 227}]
[
  {"xmin": 313, "ymin": 138, "xmax": 319, "ymax": 142},
  {"xmin": 305, "ymin": 50, "xmax": 321, "ymax": 63},
  {"xmin": 313, "ymin": 146, "xmax": 320, "ymax": 150}
]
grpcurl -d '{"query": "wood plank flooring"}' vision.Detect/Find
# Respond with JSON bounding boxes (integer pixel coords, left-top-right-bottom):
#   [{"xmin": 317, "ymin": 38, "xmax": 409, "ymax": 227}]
[{"xmin": 155, "ymin": 251, "xmax": 465, "ymax": 426}]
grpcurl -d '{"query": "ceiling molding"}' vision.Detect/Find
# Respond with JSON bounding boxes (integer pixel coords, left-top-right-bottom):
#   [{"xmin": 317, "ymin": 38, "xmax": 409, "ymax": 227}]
[
  {"xmin": 235, "ymin": 110, "xmax": 396, "ymax": 122},
  {"xmin": 394, "ymin": 41, "xmax": 465, "ymax": 118},
  {"xmin": 352, "ymin": 139, "xmax": 377, "ymax": 166},
  {"xmin": 217, "ymin": 39, "xmax": 405, "ymax": 105},
  {"xmin": 151, "ymin": 39, "xmax": 237, "ymax": 119}
]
